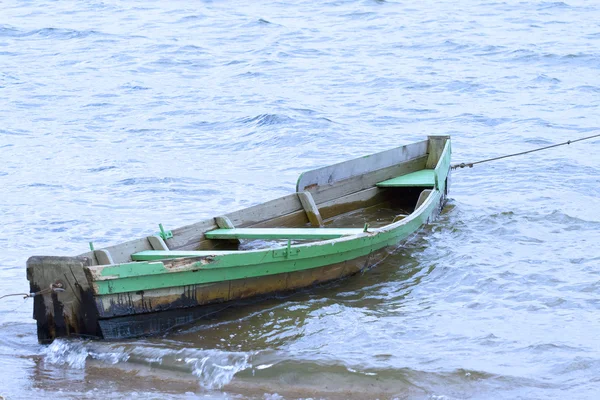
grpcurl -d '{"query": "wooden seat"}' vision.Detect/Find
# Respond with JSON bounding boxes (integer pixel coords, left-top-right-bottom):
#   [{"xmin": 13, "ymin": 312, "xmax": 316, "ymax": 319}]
[
  {"xmin": 132, "ymin": 250, "xmax": 233, "ymax": 261},
  {"xmin": 376, "ymin": 169, "xmax": 435, "ymax": 188},
  {"xmin": 204, "ymin": 227, "xmax": 364, "ymax": 240}
]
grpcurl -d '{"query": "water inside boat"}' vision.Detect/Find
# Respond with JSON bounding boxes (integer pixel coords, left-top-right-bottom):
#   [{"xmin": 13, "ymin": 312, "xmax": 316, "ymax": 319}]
[{"xmin": 220, "ymin": 186, "xmax": 425, "ymax": 251}]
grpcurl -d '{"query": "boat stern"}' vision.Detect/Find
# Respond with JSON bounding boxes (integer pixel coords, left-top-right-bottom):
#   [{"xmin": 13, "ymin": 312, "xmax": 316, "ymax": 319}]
[{"xmin": 26, "ymin": 256, "xmax": 101, "ymax": 343}]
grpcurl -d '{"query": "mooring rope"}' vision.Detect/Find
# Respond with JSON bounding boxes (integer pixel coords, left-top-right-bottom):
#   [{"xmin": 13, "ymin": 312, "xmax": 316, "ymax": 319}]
[
  {"xmin": 0, "ymin": 293, "xmax": 32, "ymax": 300},
  {"xmin": 0, "ymin": 286, "xmax": 65, "ymax": 301},
  {"xmin": 451, "ymin": 132, "xmax": 600, "ymax": 170}
]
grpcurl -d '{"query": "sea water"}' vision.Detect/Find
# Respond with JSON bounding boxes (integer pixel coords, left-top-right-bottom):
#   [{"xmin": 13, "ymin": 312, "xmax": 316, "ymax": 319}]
[{"xmin": 1, "ymin": 0, "xmax": 599, "ymax": 398}]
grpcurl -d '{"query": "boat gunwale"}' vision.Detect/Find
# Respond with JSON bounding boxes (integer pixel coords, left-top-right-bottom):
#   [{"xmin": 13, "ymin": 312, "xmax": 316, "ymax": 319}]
[
  {"xmin": 119, "ymin": 139, "xmax": 451, "ymax": 263},
  {"xmin": 86, "ymin": 138, "xmax": 452, "ymax": 284},
  {"xmin": 86, "ymin": 189, "xmax": 442, "ymax": 281}
]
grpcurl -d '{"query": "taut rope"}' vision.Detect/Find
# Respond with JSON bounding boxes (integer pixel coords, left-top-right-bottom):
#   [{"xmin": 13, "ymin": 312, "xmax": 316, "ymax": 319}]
[
  {"xmin": 451, "ymin": 132, "xmax": 600, "ymax": 170},
  {"xmin": 0, "ymin": 285, "xmax": 65, "ymax": 301}
]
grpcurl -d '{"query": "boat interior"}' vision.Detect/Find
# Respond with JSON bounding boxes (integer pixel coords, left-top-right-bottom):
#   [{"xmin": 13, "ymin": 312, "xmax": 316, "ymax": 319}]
[{"xmin": 83, "ymin": 136, "xmax": 450, "ymax": 265}]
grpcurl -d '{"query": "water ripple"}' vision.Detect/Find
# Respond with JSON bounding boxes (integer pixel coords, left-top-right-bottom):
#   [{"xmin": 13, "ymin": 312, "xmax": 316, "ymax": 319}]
[{"xmin": 2, "ymin": 0, "xmax": 600, "ymax": 398}]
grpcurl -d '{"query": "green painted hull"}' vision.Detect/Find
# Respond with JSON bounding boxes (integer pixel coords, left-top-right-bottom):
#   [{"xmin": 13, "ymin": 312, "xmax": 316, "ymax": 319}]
[
  {"xmin": 26, "ymin": 136, "xmax": 451, "ymax": 342},
  {"xmin": 93, "ymin": 192, "xmax": 443, "ymax": 297},
  {"xmin": 94, "ymin": 190, "xmax": 445, "ymax": 339}
]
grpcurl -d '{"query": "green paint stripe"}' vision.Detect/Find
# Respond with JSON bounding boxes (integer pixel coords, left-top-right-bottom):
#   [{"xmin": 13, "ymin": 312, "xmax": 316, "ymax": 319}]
[{"xmin": 434, "ymin": 141, "xmax": 452, "ymax": 193}]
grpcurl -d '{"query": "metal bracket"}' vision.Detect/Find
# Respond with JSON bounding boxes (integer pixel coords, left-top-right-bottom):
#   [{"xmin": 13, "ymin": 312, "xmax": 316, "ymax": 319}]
[
  {"xmin": 272, "ymin": 240, "xmax": 300, "ymax": 259},
  {"xmin": 158, "ymin": 223, "xmax": 173, "ymax": 240}
]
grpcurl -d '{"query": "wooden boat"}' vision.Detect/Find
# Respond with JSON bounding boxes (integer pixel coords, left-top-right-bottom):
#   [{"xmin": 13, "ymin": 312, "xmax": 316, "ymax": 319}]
[{"xmin": 27, "ymin": 135, "xmax": 451, "ymax": 343}]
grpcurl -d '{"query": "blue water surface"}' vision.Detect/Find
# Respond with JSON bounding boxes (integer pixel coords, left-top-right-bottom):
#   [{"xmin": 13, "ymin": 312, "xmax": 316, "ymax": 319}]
[{"xmin": 1, "ymin": 0, "xmax": 599, "ymax": 399}]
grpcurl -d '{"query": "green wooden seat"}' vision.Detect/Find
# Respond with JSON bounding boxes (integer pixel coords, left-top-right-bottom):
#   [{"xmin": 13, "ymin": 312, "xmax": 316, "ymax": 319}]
[
  {"xmin": 376, "ymin": 169, "xmax": 435, "ymax": 188},
  {"xmin": 204, "ymin": 227, "xmax": 364, "ymax": 240},
  {"xmin": 132, "ymin": 250, "xmax": 233, "ymax": 261},
  {"xmin": 132, "ymin": 227, "xmax": 365, "ymax": 261}
]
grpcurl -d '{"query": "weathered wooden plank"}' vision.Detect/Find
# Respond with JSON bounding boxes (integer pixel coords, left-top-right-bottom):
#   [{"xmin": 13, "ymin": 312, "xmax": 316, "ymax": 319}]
[
  {"xmin": 27, "ymin": 256, "xmax": 100, "ymax": 343},
  {"xmin": 95, "ymin": 281, "xmax": 231, "ymax": 318},
  {"xmin": 166, "ymin": 196, "xmax": 306, "ymax": 252},
  {"xmin": 318, "ymin": 186, "xmax": 386, "ymax": 221},
  {"xmin": 297, "ymin": 191, "xmax": 324, "ymax": 227},
  {"xmin": 94, "ymin": 254, "xmax": 380, "ymax": 338},
  {"xmin": 415, "ymin": 189, "xmax": 433, "ymax": 210},
  {"xmin": 434, "ymin": 140, "xmax": 452, "ymax": 194},
  {"xmin": 78, "ymin": 250, "xmax": 98, "ymax": 266},
  {"xmin": 99, "ymin": 237, "xmax": 154, "ymax": 264},
  {"xmin": 94, "ymin": 249, "xmax": 114, "ymax": 265},
  {"xmin": 164, "ymin": 218, "xmax": 218, "ymax": 250},
  {"xmin": 224, "ymin": 193, "xmax": 304, "ymax": 228},
  {"xmin": 296, "ymin": 140, "xmax": 428, "ymax": 192},
  {"xmin": 309, "ymin": 155, "xmax": 427, "ymax": 205},
  {"xmin": 204, "ymin": 227, "xmax": 364, "ymax": 240},
  {"xmin": 376, "ymin": 169, "xmax": 435, "ymax": 188},
  {"xmin": 148, "ymin": 235, "xmax": 169, "ymax": 251},
  {"xmin": 247, "ymin": 209, "xmax": 309, "ymax": 229},
  {"xmin": 426, "ymin": 135, "xmax": 450, "ymax": 169},
  {"xmin": 215, "ymin": 216, "xmax": 235, "ymax": 229}
]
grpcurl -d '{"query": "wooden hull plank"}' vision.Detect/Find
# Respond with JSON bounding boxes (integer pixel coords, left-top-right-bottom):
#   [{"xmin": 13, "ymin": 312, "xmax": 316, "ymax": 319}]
[
  {"xmin": 96, "ymin": 253, "xmax": 378, "ymax": 339},
  {"xmin": 296, "ymin": 140, "xmax": 428, "ymax": 192}
]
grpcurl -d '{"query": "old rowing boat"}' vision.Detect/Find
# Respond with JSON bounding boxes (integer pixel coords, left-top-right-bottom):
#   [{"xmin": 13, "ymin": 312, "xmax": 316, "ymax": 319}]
[{"xmin": 27, "ymin": 135, "xmax": 451, "ymax": 343}]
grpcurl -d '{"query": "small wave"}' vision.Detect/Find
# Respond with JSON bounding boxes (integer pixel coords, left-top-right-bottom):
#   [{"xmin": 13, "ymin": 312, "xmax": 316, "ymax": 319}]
[
  {"xmin": 27, "ymin": 183, "xmax": 62, "ymax": 188},
  {"xmin": 236, "ymin": 71, "xmax": 265, "ymax": 78},
  {"xmin": 87, "ymin": 165, "xmax": 117, "ymax": 173},
  {"xmin": 538, "ymin": 1, "xmax": 572, "ymax": 10},
  {"xmin": 42, "ymin": 340, "xmax": 251, "ymax": 389},
  {"xmin": 532, "ymin": 74, "xmax": 561, "ymax": 84},
  {"xmin": 341, "ymin": 11, "xmax": 378, "ymax": 20},
  {"xmin": 83, "ymin": 102, "xmax": 114, "ymax": 108},
  {"xmin": 549, "ymin": 356, "xmax": 600, "ymax": 375},
  {"xmin": 177, "ymin": 15, "xmax": 206, "ymax": 23},
  {"xmin": 120, "ymin": 83, "xmax": 150, "ymax": 91},
  {"xmin": 440, "ymin": 39, "xmax": 471, "ymax": 51},
  {"xmin": 239, "ymin": 114, "xmax": 295, "ymax": 127},
  {"xmin": 0, "ymin": 27, "xmax": 106, "ymax": 40},
  {"xmin": 115, "ymin": 177, "xmax": 214, "ymax": 186},
  {"xmin": 451, "ymin": 113, "xmax": 511, "ymax": 127},
  {"xmin": 0, "ymin": 128, "xmax": 29, "ymax": 136},
  {"xmin": 507, "ymin": 50, "xmax": 600, "ymax": 66},
  {"xmin": 186, "ymin": 351, "xmax": 251, "ymax": 389},
  {"xmin": 525, "ymin": 209, "xmax": 600, "ymax": 227},
  {"xmin": 474, "ymin": 44, "xmax": 508, "ymax": 56},
  {"xmin": 0, "ymin": 25, "xmax": 20, "ymax": 37},
  {"xmin": 176, "ymin": 44, "xmax": 208, "ymax": 54},
  {"xmin": 524, "ymin": 342, "xmax": 582, "ymax": 353},
  {"xmin": 574, "ymin": 85, "xmax": 600, "ymax": 93},
  {"xmin": 443, "ymin": 81, "xmax": 484, "ymax": 93},
  {"xmin": 42, "ymin": 339, "xmax": 129, "ymax": 368}
]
